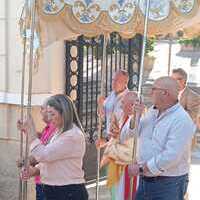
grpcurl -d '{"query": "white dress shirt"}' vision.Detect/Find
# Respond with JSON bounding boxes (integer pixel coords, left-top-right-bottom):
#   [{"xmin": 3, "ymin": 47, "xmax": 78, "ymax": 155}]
[
  {"xmin": 30, "ymin": 124, "xmax": 86, "ymax": 186},
  {"xmin": 104, "ymin": 89, "xmax": 128, "ymax": 135},
  {"xmin": 178, "ymin": 87, "xmax": 185, "ymax": 101},
  {"xmin": 120, "ymin": 103, "xmax": 196, "ymax": 177}
]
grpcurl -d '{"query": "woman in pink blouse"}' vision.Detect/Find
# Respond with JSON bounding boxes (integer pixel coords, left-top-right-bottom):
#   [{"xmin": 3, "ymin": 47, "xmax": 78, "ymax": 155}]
[{"xmin": 19, "ymin": 94, "xmax": 88, "ymax": 200}]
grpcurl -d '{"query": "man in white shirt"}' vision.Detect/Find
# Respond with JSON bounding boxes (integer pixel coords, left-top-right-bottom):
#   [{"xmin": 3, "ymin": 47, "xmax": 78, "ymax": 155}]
[
  {"xmin": 98, "ymin": 69, "xmax": 129, "ymax": 139},
  {"xmin": 113, "ymin": 76, "xmax": 196, "ymax": 200}
]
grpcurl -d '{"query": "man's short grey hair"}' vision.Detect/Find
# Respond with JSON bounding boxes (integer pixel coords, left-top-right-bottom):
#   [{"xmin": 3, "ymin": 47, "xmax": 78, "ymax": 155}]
[
  {"xmin": 115, "ymin": 69, "xmax": 129, "ymax": 80},
  {"xmin": 172, "ymin": 68, "xmax": 187, "ymax": 81},
  {"xmin": 156, "ymin": 76, "xmax": 179, "ymax": 100}
]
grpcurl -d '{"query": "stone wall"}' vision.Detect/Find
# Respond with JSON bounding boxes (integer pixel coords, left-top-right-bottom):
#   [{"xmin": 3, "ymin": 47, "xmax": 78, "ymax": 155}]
[
  {"xmin": 0, "ymin": 140, "xmax": 35, "ymax": 200},
  {"xmin": 0, "ymin": 1, "xmax": 66, "ymax": 198},
  {"xmin": 0, "ymin": 104, "xmax": 45, "ymax": 200}
]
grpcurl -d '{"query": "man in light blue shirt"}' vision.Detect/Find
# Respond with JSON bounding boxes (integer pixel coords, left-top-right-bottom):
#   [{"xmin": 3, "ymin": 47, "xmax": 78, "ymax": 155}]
[
  {"xmin": 112, "ymin": 76, "xmax": 196, "ymax": 200},
  {"xmin": 98, "ymin": 70, "xmax": 129, "ymax": 138}
]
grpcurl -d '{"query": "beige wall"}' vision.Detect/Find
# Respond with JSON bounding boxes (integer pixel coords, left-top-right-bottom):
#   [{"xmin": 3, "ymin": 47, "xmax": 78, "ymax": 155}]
[
  {"xmin": 0, "ymin": 0, "xmax": 66, "ymax": 139},
  {"xmin": 0, "ymin": 1, "xmax": 66, "ymax": 199},
  {"xmin": 33, "ymin": 41, "xmax": 65, "ymax": 94},
  {"xmin": 0, "ymin": 139, "xmax": 35, "ymax": 200},
  {"xmin": 0, "ymin": 104, "xmax": 45, "ymax": 200},
  {"xmin": 0, "ymin": 0, "xmax": 65, "ymax": 95},
  {"xmin": 0, "ymin": 0, "xmax": 66, "ymax": 138}
]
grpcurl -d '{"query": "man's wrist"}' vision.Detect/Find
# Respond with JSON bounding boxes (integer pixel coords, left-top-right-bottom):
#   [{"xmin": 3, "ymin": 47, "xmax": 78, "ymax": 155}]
[
  {"xmin": 129, "ymin": 116, "xmax": 136, "ymax": 129},
  {"xmin": 139, "ymin": 164, "xmax": 144, "ymax": 176},
  {"xmin": 29, "ymin": 131, "xmax": 37, "ymax": 144}
]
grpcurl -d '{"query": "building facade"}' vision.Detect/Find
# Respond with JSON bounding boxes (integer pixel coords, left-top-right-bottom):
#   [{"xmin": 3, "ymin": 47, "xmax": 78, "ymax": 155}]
[
  {"xmin": 0, "ymin": 1, "xmax": 65, "ymax": 199},
  {"xmin": 0, "ymin": 1, "xmax": 200, "ymax": 200}
]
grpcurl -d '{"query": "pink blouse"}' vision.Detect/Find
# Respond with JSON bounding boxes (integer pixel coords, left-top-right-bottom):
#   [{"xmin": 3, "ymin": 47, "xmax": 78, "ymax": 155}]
[
  {"xmin": 31, "ymin": 124, "xmax": 86, "ymax": 186},
  {"xmin": 34, "ymin": 123, "xmax": 56, "ymax": 184}
]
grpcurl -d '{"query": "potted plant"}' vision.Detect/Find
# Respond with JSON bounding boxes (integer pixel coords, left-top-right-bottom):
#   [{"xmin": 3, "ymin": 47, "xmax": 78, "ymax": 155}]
[{"xmin": 179, "ymin": 36, "xmax": 200, "ymax": 51}]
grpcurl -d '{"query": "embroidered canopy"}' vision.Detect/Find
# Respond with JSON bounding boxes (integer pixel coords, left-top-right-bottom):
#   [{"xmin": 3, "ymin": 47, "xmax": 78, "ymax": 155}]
[
  {"xmin": 19, "ymin": 0, "xmax": 200, "ymax": 68},
  {"xmin": 31, "ymin": 0, "xmax": 200, "ymax": 46}
]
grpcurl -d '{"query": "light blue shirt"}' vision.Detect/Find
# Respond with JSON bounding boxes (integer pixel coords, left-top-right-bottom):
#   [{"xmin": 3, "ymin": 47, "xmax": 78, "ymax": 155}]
[
  {"xmin": 121, "ymin": 103, "xmax": 196, "ymax": 176},
  {"xmin": 104, "ymin": 89, "xmax": 128, "ymax": 135}
]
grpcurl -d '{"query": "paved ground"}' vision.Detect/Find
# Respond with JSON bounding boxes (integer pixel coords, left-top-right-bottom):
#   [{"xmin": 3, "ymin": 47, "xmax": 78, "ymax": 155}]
[
  {"xmin": 87, "ymin": 180, "xmax": 110, "ymax": 200},
  {"xmin": 188, "ymin": 150, "xmax": 200, "ymax": 200}
]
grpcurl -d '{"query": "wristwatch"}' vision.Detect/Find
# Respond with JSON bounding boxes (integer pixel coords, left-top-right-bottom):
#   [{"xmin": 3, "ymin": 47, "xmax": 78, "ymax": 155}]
[{"xmin": 139, "ymin": 165, "xmax": 144, "ymax": 176}]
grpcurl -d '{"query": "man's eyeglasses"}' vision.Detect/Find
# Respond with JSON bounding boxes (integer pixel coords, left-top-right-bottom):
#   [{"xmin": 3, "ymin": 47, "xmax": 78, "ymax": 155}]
[
  {"xmin": 151, "ymin": 87, "xmax": 167, "ymax": 92},
  {"xmin": 174, "ymin": 77, "xmax": 183, "ymax": 81}
]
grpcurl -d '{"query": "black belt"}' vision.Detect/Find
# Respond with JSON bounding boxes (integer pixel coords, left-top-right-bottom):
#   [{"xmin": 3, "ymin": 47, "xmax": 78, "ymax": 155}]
[
  {"xmin": 141, "ymin": 174, "xmax": 188, "ymax": 182},
  {"xmin": 141, "ymin": 176, "xmax": 175, "ymax": 182}
]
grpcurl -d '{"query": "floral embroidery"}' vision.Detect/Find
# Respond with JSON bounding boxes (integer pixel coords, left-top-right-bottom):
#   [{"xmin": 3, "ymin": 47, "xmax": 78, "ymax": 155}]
[
  {"xmin": 42, "ymin": 0, "xmax": 196, "ymax": 22},
  {"xmin": 43, "ymin": 0, "xmax": 65, "ymax": 14},
  {"xmin": 109, "ymin": 0, "xmax": 136, "ymax": 24},
  {"xmin": 139, "ymin": 0, "xmax": 170, "ymax": 21},
  {"xmin": 173, "ymin": 0, "xmax": 194, "ymax": 14},
  {"xmin": 72, "ymin": 0, "xmax": 100, "ymax": 24}
]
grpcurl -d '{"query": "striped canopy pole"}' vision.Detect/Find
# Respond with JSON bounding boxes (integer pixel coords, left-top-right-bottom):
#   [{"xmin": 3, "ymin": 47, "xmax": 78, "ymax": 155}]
[
  {"xmin": 168, "ymin": 37, "xmax": 173, "ymax": 75},
  {"xmin": 130, "ymin": 0, "xmax": 151, "ymax": 199},
  {"xmin": 95, "ymin": 34, "xmax": 109, "ymax": 200},
  {"xmin": 18, "ymin": 0, "xmax": 29, "ymax": 199},
  {"xmin": 22, "ymin": 0, "xmax": 37, "ymax": 199}
]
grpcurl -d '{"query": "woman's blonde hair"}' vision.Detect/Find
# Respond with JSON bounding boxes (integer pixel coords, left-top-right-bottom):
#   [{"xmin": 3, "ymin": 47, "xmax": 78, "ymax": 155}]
[{"xmin": 46, "ymin": 94, "xmax": 84, "ymax": 133}]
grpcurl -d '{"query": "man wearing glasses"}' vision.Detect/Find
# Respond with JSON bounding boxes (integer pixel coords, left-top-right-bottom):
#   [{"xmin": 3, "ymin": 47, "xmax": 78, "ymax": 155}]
[
  {"xmin": 171, "ymin": 68, "xmax": 200, "ymax": 149},
  {"xmin": 114, "ymin": 76, "xmax": 196, "ymax": 200}
]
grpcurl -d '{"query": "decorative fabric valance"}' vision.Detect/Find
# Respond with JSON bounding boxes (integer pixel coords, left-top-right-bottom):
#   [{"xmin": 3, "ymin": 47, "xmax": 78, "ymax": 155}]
[
  {"xmin": 19, "ymin": 0, "xmax": 200, "ymax": 50},
  {"xmin": 33, "ymin": 0, "xmax": 200, "ymax": 47}
]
